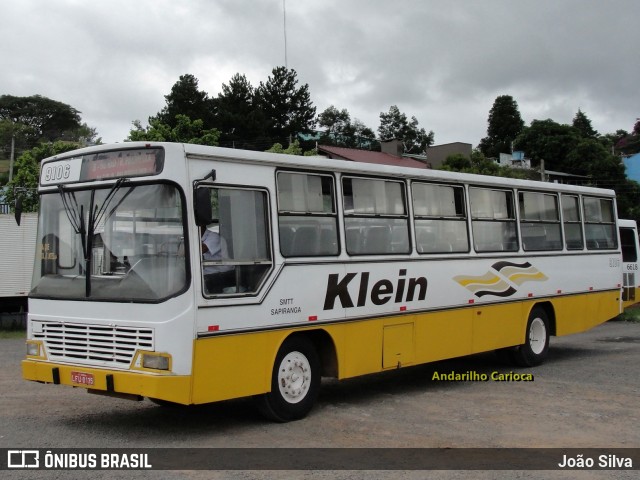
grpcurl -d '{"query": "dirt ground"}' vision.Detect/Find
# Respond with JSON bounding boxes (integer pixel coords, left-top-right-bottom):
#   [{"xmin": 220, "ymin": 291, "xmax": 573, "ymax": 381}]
[{"xmin": 1, "ymin": 320, "xmax": 639, "ymax": 479}]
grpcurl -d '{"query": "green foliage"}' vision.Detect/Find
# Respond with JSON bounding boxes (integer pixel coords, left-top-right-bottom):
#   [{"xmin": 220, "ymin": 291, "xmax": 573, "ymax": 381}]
[
  {"xmin": 152, "ymin": 74, "xmax": 215, "ymax": 129},
  {"xmin": 441, "ymin": 153, "xmax": 471, "ymax": 171},
  {"xmin": 127, "ymin": 115, "xmax": 220, "ymax": 145},
  {"xmin": 4, "ymin": 141, "xmax": 81, "ymax": 212},
  {"xmin": 378, "ymin": 105, "xmax": 434, "ymax": 154},
  {"xmin": 572, "ymin": 109, "xmax": 598, "ymax": 138},
  {"xmin": 265, "ymin": 140, "xmax": 303, "ymax": 156},
  {"xmin": 0, "ymin": 95, "xmax": 97, "ymax": 160},
  {"xmin": 617, "ymin": 307, "xmax": 640, "ymax": 323},
  {"xmin": 255, "ymin": 67, "xmax": 316, "ymax": 143},
  {"xmin": 478, "ymin": 95, "xmax": 524, "ymax": 158},
  {"xmin": 216, "ymin": 73, "xmax": 267, "ymax": 149},
  {"xmin": 317, "ymin": 106, "xmax": 375, "ymax": 148},
  {"xmin": 514, "ymin": 119, "xmax": 581, "ymax": 170},
  {"xmin": 440, "ymin": 149, "xmax": 531, "ymax": 180}
]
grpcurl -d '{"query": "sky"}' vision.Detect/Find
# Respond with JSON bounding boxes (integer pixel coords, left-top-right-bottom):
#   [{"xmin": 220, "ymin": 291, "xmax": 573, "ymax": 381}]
[{"xmin": 1, "ymin": 0, "xmax": 638, "ymax": 147}]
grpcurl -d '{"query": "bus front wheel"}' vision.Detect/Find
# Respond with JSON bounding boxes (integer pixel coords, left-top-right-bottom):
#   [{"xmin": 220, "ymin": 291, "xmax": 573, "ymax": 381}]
[
  {"xmin": 256, "ymin": 335, "xmax": 321, "ymax": 422},
  {"xmin": 512, "ymin": 306, "xmax": 550, "ymax": 367}
]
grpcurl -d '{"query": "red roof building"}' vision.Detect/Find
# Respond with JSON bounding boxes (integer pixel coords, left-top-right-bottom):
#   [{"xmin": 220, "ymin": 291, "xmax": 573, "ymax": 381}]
[{"xmin": 317, "ymin": 143, "xmax": 429, "ymax": 169}]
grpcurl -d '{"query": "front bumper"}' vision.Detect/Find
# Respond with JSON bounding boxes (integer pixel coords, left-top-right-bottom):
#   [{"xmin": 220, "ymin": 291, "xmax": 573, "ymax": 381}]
[{"xmin": 22, "ymin": 359, "xmax": 192, "ymax": 404}]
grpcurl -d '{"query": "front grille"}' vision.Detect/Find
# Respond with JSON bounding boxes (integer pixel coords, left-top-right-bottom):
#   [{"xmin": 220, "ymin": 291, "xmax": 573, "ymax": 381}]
[{"xmin": 33, "ymin": 322, "xmax": 154, "ymax": 368}]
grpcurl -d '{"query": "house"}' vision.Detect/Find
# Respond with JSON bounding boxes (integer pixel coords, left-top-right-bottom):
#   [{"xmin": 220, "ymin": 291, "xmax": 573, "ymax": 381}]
[
  {"xmin": 317, "ymin": 140, "xmax": 429, "ymax": 169},
  {"xmin": 425, "ymin": 142, "xmax": 472, "ymax": 169}
]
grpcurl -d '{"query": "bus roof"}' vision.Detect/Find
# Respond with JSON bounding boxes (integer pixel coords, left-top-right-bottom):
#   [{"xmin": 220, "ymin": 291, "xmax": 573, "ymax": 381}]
[{"xmin": 41, "ymin": 141, "xmax": 616, "ymax": 198}]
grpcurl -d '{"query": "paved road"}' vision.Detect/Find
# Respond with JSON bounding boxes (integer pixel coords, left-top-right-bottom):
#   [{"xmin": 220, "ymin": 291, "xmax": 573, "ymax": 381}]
[{"xmin": 1, "ymin": 320, "xmax": 639, "ymax": 479}]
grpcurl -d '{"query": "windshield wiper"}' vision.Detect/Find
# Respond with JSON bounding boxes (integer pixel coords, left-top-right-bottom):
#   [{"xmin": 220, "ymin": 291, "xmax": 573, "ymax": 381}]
[{"xmin": 57, "ymin": 179, "xmax": 130, "ymax": 297}]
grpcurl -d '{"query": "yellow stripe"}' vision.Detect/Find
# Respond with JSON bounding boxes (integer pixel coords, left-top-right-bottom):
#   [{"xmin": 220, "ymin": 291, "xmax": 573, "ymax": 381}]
[
  {"xmin": 454, "ymin": 272, "xmax": 501, "ymax": 287},
  {"xmin": 508, "ymin": 271, "xmax": 548, "ymax": 285}
]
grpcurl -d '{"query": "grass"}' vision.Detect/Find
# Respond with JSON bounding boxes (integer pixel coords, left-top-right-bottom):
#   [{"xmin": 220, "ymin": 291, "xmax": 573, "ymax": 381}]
[
  {"xmin": 618, "ymin": 306, "xmax": 640, "ymax": 323},
  {"xmin": 0, "ymin": 329, "xmax": 26, "ymax": 339},
  {"xmin": 0, "ymin": 158, "xmax": 9, "ymax": 174}
]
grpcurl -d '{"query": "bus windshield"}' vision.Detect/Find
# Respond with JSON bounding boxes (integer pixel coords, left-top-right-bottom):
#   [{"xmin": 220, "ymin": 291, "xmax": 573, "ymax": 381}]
[{"xmin": 31, "ymin": 183, "xmax": 187, "ymax": 302}]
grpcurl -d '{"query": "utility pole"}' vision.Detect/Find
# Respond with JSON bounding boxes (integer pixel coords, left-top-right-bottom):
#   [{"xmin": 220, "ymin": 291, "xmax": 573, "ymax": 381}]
[
  {"xmin": 8, "ymin": 134, "xmax": 15, "ymax": 182},
  {"xmin": 283, "ymin": 0, "xmax": 288, "ymax": 69}
]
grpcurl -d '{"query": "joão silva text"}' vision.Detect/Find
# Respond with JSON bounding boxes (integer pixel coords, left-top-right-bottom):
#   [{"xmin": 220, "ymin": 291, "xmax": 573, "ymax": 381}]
[{"xmin": 559, "ymin": 454, "xmax": 633, "ymax": 469}]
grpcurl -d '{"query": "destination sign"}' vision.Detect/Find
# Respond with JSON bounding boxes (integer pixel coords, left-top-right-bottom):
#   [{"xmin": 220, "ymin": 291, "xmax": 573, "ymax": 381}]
[{"xmin": 40, "ymin": 147, "xmax": 164, "ymax": 186}]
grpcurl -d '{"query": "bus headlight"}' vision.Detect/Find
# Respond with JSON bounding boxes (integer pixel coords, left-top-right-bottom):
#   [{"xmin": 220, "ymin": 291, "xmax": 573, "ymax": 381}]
[
  {"xmin": 142, "ymin": 353, "xmax": 170, "ymax": 371},
  {"xmin": 26, "ymin": 341, "xmax": 41, "ymax": 357}
]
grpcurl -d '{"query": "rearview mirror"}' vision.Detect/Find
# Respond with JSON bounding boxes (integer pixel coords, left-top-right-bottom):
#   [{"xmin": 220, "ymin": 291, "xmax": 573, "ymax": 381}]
[
  {"xmin": 14, "ymin": 194, "xmax": 23, "ymax": 226},
  {"xmin": 194, "ymin": 188, "xmax": 213, "ymax": 226}
]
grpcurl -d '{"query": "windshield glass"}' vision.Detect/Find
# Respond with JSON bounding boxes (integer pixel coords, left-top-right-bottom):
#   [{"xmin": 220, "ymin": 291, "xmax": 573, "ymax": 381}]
[{"xmin": 31, "ymin": 183, "xmax": 188, "ymax": 302}]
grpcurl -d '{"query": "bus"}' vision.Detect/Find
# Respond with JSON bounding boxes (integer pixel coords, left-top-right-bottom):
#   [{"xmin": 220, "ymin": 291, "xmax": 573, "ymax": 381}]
[
  {"xmin": 619, "ymin": 219, "xmax": 640, "ymax": 308},
  {"xmin": 22, "ymin": 142, "xmax": 624, "ymax": 421}
]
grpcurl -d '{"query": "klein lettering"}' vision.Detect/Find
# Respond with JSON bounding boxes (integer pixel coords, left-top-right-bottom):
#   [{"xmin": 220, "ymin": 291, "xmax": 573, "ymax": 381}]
[{"xmin": 323, "ymin": 269, "xmax": 427, "ymax": 310}]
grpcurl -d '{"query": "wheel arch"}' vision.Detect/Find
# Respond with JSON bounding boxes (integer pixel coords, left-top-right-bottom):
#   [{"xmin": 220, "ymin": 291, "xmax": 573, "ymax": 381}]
[
  {"xmin": 531, "ymin": 301, "xmax": 556, "ymax": 336},
  {"xmin": 282, "ymin": 329, "xmax": 338, "ymax": 378}
]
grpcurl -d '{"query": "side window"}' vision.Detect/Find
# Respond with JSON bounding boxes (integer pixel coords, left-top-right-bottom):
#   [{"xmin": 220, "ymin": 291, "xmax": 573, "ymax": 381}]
[
  {"xmin": 198, "ymin": 187, "xmax": 272, "ymax": 296},
  {"xmin": 583, "ymin": 196, "xmax": 617, "ymax": 250},
  {"xmin": 412, "ymin": 183, "xmax": 469, "ymax": 253},
  {"xmin": 342, "ymin": 177, "xmax": 410, "ymax": 255},
  {"xmin": 620, "ymin": 228, "xmax": 638, "ymax": 262},
  {"xmin": 469, "ymin": 187, "xmax": 517, "ymax": 252},
  {"xmin": 277, "ymin": 172, "xmax": 338, "ymax": 257},
  {"xmin": 561, "ymin": 194, "xmax": 584, "ymax": 250},
  {"xmin": 519, "ymin": 191, "xmax": 562, "ymax": 251}
]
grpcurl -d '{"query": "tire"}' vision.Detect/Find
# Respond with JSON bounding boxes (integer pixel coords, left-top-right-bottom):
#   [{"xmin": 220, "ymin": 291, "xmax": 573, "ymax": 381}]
[
  {"xmin": 256, "ymin": 336, "xmax": 321, "ymax": 422},
  {"xmin": 512, "ymin": 306, "xmax": 550, "ymax": 367}
]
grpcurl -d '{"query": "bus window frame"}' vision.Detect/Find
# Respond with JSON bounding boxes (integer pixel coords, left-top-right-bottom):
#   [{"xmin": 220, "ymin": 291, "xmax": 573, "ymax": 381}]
[
  {"xmin": 341, "ymin": 175, "xmax": 411, "ymax": 256},
  {"xmin": 275, "ymin": 170, "xmax": 340, "ymax": 258},
  {"xmin": 411, "ymin": 181, "xmax": 470, "ymax": 254},
  {"xmin": 469, "ymin": 186, "xmax": 518, "ymax": 253},
  {"xmin": 518, "ymin": 190, "xmax": 563, "ymax": 252},
  {"xmin": 195, "ymin": 184, "xmax": 274, "ymax": 298},
  {"xmin": 583, "ymin": 195, "xmax": 618, "ymax": 250},
  {"xmin": 560, "ymin": 193, "xmax": 584, "ymax": 251}
]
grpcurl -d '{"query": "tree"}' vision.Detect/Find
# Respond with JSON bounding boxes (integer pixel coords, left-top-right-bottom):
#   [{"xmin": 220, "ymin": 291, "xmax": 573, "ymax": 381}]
[
  {"xmin": 265, "ymin": 140, "xmax": 303, "ymax": 156},
  {"xmin": 127, "ymin": 114, "xmax": 220, "ymax": 145},
  {"xmin": 255, "ymin": 67, "xmax": 316, "ymax": 144},
  {"xmin": 478, "ymin": 95, "xmax": 524, "ymax": 158},
  {"xmin": 216, "ymin": 73, "xmax": 266, "ymax": 149},
  {"xmin": 152, "ymin": 74, "xmax": 216, "ymax": 129},
  {"xmin": 440, "ymin": 149, "xmax": 530, "ymax": 179},
  {"xmin": 0, "ymin": 95, "xmax": 96, "ymax": 154},
  {"xmin": 317, "ymin": 106, "xmax": 375, "ymax": 148},
  {"xmin": 514, "ymin": 119, "xmax": 581, "ymax": 171},
  {"xmin": 378, "ymin": 105, "xmax": 434, "ymax": 154},
  {"xmin": 572, "ymin": 109, "xmax": 598, "ymax": 138},
  {"xmin": 4, "ymin": 141, "xmax": 81, "ymax": 212},
  {"xmin": 615, "ymin": 120, "xmax": 640, "ymax": 155}
]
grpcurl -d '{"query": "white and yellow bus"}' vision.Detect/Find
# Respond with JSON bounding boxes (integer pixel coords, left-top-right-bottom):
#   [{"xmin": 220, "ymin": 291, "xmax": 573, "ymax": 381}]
[{"xmin": 23, "ymin": 142, "xmax": 624, "ymax": 421}]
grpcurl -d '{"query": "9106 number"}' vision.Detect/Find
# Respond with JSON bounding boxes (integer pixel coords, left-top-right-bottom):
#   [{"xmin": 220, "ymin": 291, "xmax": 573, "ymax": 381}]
[{"xmin": 43, "ymin": 163, "xmax": 71, "ymax": 183}]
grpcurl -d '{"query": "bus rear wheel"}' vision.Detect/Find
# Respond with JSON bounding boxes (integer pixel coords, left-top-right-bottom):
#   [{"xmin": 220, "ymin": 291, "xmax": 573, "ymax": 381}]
[
  {"xmin": 512, "ymin": 306, "xmax": 550, "ymax": 367},
  {"xmin": 256, "ymin": 336, "xmax": 320, "ymax": 422}
]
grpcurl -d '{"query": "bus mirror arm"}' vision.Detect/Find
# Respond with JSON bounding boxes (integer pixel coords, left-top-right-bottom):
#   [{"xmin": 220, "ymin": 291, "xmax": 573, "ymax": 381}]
[{"xmin": 202, "ymin": 169, "xmax": 216, "ymax": 182}]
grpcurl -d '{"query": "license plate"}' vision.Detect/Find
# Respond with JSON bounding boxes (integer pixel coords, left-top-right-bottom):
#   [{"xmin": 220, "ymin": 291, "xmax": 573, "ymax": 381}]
[{"xmin": 71, "ymin": 371, "xmax": 95, "ymax": 386}]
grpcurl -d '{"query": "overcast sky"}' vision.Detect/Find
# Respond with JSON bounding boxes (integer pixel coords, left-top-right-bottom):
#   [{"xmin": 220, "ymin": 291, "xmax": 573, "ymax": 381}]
[{"xmin": 1, "ymin": 0, "xmax": 638, "ymax": 147}]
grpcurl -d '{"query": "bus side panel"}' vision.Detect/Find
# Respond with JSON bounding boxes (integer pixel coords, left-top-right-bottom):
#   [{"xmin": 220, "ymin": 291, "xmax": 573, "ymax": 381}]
[
  {"xmin": 413, "ymin": 309, "xmax": 473, "ymax": 364},
  {"xmin": 471, "ymin": 302, "xmax": 526, "ymax": 353},
  {"xmin": 336, "ymin": 318, "xmax": 384, "ymax": 378},
  {"xmin": 554, "ymin": 290, "xmax": 619, "ymax": 336},
  {"xmin": 191, "ymin": 332, "xmax": 276, "ymax": 404}
]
